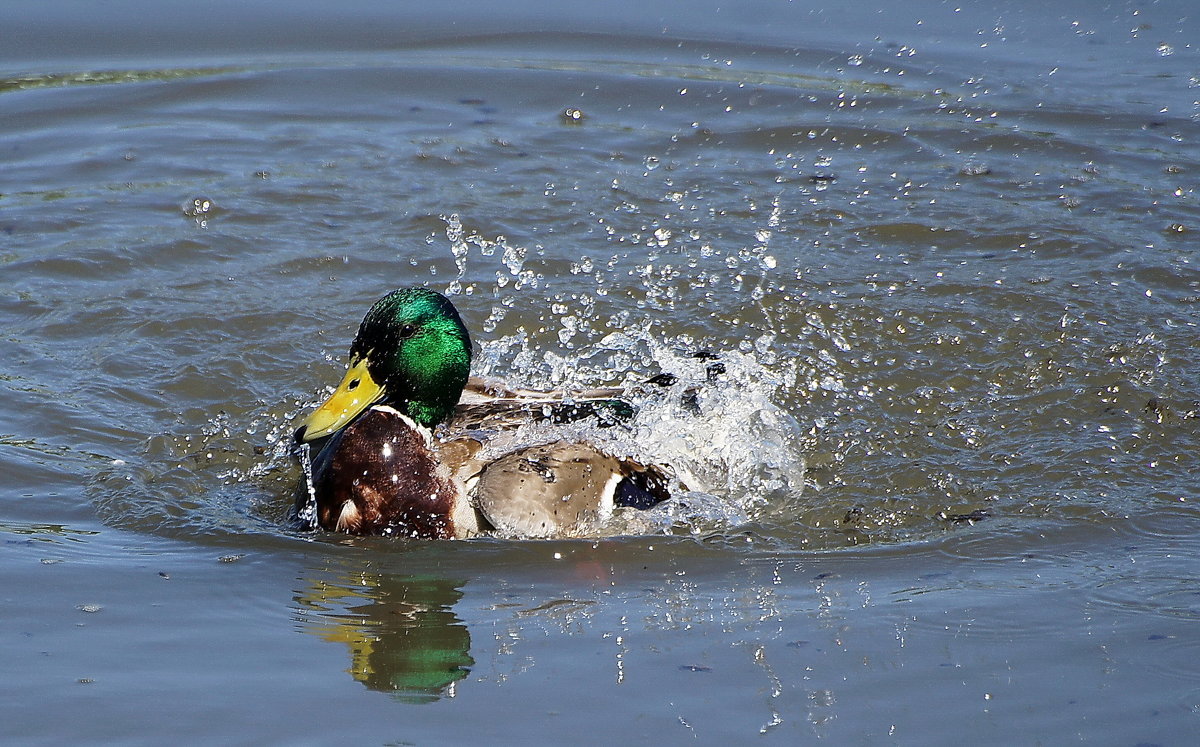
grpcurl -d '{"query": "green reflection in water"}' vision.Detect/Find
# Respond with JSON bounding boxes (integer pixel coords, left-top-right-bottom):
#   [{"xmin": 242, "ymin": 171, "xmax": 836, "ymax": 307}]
[
  {"xmin": 296, "ymin": 570, "xmax": 473, "ymax": 703},
  {"xmin": 0, "ymin": 521, "xmax": 100, "ymax": 542},
  {"xmin": 0, "ymin": 67, "xmax": 246, "ymax": 95}
]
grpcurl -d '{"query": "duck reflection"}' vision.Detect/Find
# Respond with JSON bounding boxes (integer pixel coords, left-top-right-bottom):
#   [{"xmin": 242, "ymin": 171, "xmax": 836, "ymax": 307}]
[{"xmin": 295, "ymin": 570, "xmax": 473, "ymax": 703}]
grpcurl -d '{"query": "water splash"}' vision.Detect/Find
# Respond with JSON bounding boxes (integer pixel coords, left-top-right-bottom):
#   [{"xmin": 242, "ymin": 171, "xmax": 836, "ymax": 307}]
[{"xmin": 465, "ymin": 327, "xmax": 807, "ymax": 538}]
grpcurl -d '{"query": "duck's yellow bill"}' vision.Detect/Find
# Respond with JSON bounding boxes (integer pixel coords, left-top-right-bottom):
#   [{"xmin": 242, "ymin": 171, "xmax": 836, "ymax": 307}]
[{"xmin": 298, "ymin": 357, "xmax": 384, "ymax": 442}]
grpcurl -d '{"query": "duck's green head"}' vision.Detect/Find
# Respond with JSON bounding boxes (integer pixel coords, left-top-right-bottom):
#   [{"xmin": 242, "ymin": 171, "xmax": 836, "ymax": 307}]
[{"xmin": 298, "ymin": 288, "xmax": 471, "ymax": 441}]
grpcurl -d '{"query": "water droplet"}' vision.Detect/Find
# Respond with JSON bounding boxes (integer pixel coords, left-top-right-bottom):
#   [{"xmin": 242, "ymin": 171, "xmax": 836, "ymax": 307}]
[
  {"xmin": 502, "ymin": 244, "xmax": 526, "ymax": 275},
  {"xmin": 181, "ymin": 197, "xmax": 218, "ymax": 227},
  {"xmin": 181, "ymin": 197, "xmax": 214, "ymax": 217}
]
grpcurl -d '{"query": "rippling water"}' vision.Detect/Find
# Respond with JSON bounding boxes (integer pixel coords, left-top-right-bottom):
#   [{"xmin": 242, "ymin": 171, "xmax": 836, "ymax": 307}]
[{"xmin": 3, "ymin": 0, "xmax": 1200, "ymax": 741}]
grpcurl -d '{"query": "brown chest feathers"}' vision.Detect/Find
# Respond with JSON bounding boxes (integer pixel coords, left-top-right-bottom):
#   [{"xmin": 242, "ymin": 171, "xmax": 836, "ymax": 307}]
[{"xmin": 310, "ymin": 407, "xmax": 465, "ymax": 538}]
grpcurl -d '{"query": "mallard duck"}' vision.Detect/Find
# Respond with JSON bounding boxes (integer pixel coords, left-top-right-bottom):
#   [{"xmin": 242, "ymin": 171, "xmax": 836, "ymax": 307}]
[{"xmin": 293, "ymin": 287, "xmax": 674, "ymax": 538}]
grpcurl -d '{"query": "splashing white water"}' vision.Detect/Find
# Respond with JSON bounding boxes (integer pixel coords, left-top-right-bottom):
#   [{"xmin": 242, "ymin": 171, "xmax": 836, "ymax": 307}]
[{"xmin": 470, "ymin": 328, "xmax": 807, "ymax": 537}]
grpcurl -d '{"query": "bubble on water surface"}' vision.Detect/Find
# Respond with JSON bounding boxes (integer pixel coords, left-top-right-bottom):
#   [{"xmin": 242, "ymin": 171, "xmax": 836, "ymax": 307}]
[{"xmin": 181, "ymin": 196, "xmax": 219, "ymax": 228}]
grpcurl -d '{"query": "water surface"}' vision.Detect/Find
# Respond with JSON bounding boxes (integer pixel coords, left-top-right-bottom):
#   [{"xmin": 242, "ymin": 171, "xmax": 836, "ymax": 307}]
[{"xmin": 3, "ymin": 0, "xmax": 1199, "ymax": 742}]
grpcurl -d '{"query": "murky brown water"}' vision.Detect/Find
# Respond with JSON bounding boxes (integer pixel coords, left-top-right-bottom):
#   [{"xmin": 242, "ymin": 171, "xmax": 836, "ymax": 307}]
[{"xmin": 3, "ymin": 0, "xmax": 1200, "ymax": 741}]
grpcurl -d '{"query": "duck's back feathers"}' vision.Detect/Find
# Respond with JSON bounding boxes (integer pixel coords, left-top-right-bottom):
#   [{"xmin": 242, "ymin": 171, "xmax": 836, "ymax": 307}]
[
  {"xmin": 470, "ymin": 441, "xmax": 671, "ymax": 538},
  {"xmin": 451, "ymin": 377, "xmax": 635, "ymax": 431}
]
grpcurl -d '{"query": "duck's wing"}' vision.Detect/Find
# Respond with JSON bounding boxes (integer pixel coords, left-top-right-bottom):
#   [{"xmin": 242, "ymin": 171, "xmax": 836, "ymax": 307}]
[
  {"xmin": 461, "ymin": 376, "xmax": 627, "ymax": 403},
  {"xmin": 450, "ymin": 377, "xmax": 635, "ymax": 431},
  {"xmin": 468, "ymin": 441, "xmax": 672, "ymax": 538}
]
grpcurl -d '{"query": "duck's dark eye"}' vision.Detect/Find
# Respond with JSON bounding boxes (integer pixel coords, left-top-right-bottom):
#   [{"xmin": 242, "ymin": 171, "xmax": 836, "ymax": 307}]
[
  {"xmin": 347, "ymin": 378, "xmax": 360, "ymax": 391},
  {"xmin": 399, "ymin": 324, "xmax": 416, "ymax": 337}
]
